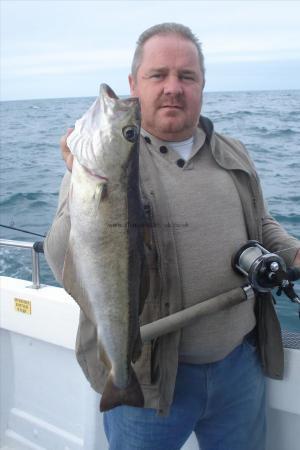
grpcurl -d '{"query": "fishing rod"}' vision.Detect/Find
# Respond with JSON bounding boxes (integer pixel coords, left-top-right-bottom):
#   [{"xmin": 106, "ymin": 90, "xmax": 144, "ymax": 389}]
[{"xmin": 0, "ymin": 223, "xmax": 46, "ymax": 238}]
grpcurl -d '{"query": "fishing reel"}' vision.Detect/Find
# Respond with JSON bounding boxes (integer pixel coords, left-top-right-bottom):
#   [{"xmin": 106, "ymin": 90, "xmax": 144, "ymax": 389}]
[{"xmin": 233, "ymin": 241, "xmax": 300, "ymax": 316}]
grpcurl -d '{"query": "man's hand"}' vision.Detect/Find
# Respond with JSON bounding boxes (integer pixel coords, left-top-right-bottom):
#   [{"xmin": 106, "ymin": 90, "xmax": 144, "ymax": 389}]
[
  {"xmin": 60, "ymin": 128, "xmax": 74, "ymax": 171},
  {"xmin": 293, "ymin": 248, "xmax": 300, "ymax": 268}
]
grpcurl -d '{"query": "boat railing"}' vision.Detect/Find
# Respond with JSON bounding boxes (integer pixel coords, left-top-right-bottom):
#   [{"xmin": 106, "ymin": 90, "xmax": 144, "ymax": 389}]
[{"xmin": 0, "ymin": 238, "xmax": 44, "ymax": 289}]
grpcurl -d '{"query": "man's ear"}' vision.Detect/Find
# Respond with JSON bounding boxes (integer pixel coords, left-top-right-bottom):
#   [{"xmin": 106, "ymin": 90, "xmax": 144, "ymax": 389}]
[{"xmin": 128, "ymin": 74, "xmax": 136, "ymax": 96}]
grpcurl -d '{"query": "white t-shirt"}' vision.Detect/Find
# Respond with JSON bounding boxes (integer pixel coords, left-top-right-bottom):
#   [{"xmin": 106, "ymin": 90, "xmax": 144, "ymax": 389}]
[{"xmin": 168, "ymin": 137, "xmax": 194, "ymax": 161}]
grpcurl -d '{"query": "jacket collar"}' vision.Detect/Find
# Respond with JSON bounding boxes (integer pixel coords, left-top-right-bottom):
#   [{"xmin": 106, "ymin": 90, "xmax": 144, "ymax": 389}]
[
  {"xmin": 200, "ymin": 115, "xmax": 256, "ymax": 176},
  {"xmin": 140, "ymin": 127, "xmax": 206, "ymax": 164},
  {"xmin": 140, "ymin": 115, "xmax": 256, "ymax": 177}
]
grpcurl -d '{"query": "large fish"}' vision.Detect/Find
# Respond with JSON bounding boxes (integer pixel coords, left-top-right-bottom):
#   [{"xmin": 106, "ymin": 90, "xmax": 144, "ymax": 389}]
[{"xmin": 63, "ymin": 84, "xmax": 146, "ymax": 412}]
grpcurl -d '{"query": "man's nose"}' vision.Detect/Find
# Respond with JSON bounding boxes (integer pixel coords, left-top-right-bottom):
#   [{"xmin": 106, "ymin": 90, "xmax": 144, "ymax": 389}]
[{"xmin": 163, "ymin": 76, "xmax": 183, "ymax": 95}]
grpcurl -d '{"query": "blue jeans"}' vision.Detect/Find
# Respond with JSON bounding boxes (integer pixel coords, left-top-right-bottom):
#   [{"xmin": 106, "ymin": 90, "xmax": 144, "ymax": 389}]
[{"xmin": 103, "ymin": 337, "xmax": 266, "ymax": 450}]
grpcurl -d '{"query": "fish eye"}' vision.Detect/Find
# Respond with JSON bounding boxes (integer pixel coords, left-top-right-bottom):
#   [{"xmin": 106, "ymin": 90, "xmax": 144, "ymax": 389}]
[{"xmin": 122, "ymin": 126, "xmax": 138, "ymax": 143}]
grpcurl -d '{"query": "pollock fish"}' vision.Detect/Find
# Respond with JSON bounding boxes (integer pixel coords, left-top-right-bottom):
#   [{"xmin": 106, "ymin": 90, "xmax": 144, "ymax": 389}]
[{"xmin": 63, "ymin": 84, "xmax": 146, "ymax": 412}]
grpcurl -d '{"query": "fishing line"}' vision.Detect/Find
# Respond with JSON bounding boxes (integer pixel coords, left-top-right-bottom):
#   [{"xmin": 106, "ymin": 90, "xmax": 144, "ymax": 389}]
[
  {"xmin": 0, "ymin": 225, "xmax": 298, "ymax": 262},
  {"xmin": 0, "ymin": 224, "xmax": 46, "ymax": 238},
  {"xmin": 274, "ymin": 245, "xmax": 300, "ymax": 255}
]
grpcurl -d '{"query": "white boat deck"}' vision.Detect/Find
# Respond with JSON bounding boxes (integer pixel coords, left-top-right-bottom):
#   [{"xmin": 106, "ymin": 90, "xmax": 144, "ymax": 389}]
[{"xmin": 1, "ymin": 275, "xmax": 300, "ymax": 450}]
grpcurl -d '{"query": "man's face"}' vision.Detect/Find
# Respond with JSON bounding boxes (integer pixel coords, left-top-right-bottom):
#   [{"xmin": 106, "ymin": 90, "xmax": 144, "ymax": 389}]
[{"xmin": 129, "ymin": 34, "xmax": 204, "ymax": 141}]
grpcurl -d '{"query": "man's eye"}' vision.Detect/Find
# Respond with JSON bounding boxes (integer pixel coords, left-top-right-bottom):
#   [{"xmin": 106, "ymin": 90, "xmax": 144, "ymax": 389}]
[
  {"xmin": 181, "ymin": 75, "xmax": 194, "ymax": 81},
  {"xmin": 151, "ymin": 74, "xmax": 163, "ymax": 79}
]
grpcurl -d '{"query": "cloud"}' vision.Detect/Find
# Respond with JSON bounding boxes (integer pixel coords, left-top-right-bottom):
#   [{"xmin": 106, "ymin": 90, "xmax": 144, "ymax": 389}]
[
  {"xmin": 2, "ymin": 48, "xmax": 133, "ymax": 77},
  {"xmin": 207, "ymin": 49, "xmax": 300, "ymax": 64},
  {"xmin": 4, "ymin": 43, "xmax": 300, "ymax": 79},
  {"xmin": 203, "ymin": 33, "xmax": 300, "ymax": 63},
  {"xmin": 2, "ymin": 0, "xmax": 300, "ymax": 99}
]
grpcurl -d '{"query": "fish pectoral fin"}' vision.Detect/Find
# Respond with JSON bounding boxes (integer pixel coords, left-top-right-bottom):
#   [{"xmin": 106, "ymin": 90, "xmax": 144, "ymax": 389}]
[
  {"xmin": 99, "ymin": 367, "xmax": 144, "ymax": 412},
  {"xmin": 93, "ymin": 182, "xmax": 108, "ymax": 205}
]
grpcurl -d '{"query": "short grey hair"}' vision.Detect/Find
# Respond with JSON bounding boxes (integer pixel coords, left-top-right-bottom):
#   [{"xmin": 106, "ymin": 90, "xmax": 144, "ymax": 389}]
[{"xmin": 131, "ymin": 23, "xmax": 205, "ymax": 81}]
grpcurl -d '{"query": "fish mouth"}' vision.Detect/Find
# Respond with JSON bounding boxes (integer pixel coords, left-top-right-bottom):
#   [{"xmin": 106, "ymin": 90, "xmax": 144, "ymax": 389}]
[{"xmin": 101, "ymin": 84, "xmax": 119, "ymax": 100}]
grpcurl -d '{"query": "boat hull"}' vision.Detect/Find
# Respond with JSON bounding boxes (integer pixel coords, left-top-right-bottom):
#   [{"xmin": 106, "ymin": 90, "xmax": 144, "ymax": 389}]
[{"xmin": 1, "ymin": 276, "xmax": 300, "ymax": 450}]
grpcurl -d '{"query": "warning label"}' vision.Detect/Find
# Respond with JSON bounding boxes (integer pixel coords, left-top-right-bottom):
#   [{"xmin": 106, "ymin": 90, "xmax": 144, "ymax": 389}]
[{"xmin": 14, "ymin": 298, "xmax": 32, "ymax": 315}]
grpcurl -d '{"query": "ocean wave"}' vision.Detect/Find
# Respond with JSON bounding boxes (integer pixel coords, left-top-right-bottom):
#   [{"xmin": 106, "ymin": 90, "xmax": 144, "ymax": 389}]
[
  {"xmin": 226, "ymin": 111, "xmax": 253, "ymax": 117},
  {"xmin": 286, "ymin": 110, "xmax": 300, "ymax": 117},
  {"xmin": 0, "ymin": 248, "xmax": 57, "ymax": 286},
  {"xmin": 268, "ymin": 129, "xmax": 298, "ymax": 137},
  {"xmin": 273, "ymin": 213, "xmax": 300, "ymax": 224},
  {"xmin": 1, "ymin": 92, "xmax": 299, "ymax": 299},
  {"xmin": 18, "ymin": 142, "xmax": 58, "ymax": 151},
  {"xmin": 249, "ymin": 126, "xmax": 269, "ymax": 133},
  {"xmin": 271, "ymin": 195, "xmax": 300, "ymax": 202},
  {"xmin": 287, "ymin": 162, "xmax": 300, "ymax": 169},
  {"xmin": 249, "ymin": 127, "xmax": 297, "ymax": 137},
  {"xmin": 0, "ymin": 192, "xmax": 57, "ymax": 207}
]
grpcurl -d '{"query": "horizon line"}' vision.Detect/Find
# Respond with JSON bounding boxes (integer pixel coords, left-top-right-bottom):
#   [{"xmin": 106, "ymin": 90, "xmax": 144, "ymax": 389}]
[{"xmin": 1, "ymin": 87, "xmax": 299, "ymax": 103}]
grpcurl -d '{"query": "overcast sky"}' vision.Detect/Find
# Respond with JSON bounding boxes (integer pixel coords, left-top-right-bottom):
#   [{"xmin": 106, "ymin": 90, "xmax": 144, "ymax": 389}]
[{"xmin": 1, "ymin": 0, "xmax": 300, "ymax": 101}]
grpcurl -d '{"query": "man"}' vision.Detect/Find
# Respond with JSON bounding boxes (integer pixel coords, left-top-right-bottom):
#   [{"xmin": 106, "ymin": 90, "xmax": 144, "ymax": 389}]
[{"xmin": 45, "ymin": 23, "xmax": 300, "ymax": 450}]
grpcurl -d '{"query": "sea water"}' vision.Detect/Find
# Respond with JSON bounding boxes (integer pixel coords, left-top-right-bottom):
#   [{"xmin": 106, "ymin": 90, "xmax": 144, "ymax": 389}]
[{"xmin": 0, "ymin": 90, "xmax": 299, "ymax": 331}]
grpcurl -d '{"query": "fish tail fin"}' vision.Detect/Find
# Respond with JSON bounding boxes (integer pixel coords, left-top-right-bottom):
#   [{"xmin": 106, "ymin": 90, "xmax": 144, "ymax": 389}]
[{"xmin": 99, "ymin": 367, "xmax": 144, "ymax": 412}]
